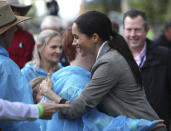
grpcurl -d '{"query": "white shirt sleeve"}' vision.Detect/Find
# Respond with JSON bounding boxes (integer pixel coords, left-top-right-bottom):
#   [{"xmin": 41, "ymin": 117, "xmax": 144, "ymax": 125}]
[{"xmin": 0, "ymin": 99, "xmax": 39, "ymax": 121}]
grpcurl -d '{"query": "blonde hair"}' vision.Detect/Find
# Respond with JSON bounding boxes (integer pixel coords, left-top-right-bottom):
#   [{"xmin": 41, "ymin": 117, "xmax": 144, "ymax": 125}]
[{"xmin": 29, "ymin": 29, "xmax": 61, "ymax": 71}]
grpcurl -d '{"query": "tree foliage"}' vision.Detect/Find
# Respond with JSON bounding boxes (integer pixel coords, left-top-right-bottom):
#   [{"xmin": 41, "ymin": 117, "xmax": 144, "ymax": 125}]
[
  {"xmin": 82, "ymin": 0, "xmax": 171, "ymax": 32},
  {"xmin": 130, "ymin": 0, "xmax": 171, "ymax": 26}
]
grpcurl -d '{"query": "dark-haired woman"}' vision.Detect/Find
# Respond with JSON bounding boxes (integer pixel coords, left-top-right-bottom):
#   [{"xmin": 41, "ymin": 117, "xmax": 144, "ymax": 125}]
[{"xmin": 41, "ymin": 11, "xmax": 166, "ymax": 130}]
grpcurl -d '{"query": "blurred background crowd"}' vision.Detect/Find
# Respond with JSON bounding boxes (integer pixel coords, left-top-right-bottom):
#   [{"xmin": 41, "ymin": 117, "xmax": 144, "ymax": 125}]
[{"xmin": 20, "ymin": 0, "xmax": 171, "ymax": 40}]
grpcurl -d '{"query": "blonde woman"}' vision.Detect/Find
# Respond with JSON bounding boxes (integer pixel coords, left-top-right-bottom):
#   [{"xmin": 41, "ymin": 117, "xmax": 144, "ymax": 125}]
[{"xmin": 22, "ymin": 29, "xmax": 63, "ymax": 103}]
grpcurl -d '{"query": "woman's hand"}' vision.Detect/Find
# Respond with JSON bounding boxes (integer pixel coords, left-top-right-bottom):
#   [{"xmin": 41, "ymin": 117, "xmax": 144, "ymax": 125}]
[
  {"xmin": 39, "ymin": 74, "xmax": 62, "ymax": 103},
  {"xmin": 39, "ymin": 101, "xmax": 70, "ymax": 119},
  {"xmin": 152, "ymin": 120, "xmax": 166, "ymax": 131},
  {"xmin": 39, "ymin": 74, "xmax": 53, "ymax": 96}
]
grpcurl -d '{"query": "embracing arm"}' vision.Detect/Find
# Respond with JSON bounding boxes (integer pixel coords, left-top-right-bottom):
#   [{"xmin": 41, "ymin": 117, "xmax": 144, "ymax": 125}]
[
  {"xmin": 57, "ymin": 60, "xmax": 118, "ymax": 119},
  {"xmin": 39, "ymin": 74, "xmax": 165, "ymax": 131},
  {"xmin": 39, "ymin": 64, "xmax": 165, "ymax": 130},
  {"xmin": 40, "ymin": 60, "xmax": 118, "ymax": 119}
]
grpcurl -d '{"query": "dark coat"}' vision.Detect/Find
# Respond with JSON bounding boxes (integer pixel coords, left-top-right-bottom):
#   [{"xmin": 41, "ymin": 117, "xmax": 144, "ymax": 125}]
[{"xmin": 140, "ymin": 39, "xmax": 171, "ymax": 128}]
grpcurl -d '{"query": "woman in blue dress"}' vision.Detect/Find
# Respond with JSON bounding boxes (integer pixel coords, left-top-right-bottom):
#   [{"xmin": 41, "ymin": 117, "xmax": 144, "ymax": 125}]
[{"xmin": 39, "ymin": 27, "xmax": 162, "ymax": 131}]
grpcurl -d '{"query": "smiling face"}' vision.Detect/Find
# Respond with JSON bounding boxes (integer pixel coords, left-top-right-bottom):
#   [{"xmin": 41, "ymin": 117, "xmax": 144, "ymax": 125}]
[
  {"xmin": 123, "ymin": 15, "xmax": 149, "ymax": 51},
  {"xmin": 72, "ymin": 23, "xmax": 96, "ymax": 57},
  {"xmin": 40, "ymin": 35, "xmax": 62, "ymax": 64}
]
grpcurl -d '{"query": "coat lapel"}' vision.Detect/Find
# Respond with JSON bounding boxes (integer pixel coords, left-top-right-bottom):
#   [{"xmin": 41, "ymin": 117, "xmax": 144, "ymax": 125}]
[
  {"xmin": 141, "ymin": 39, "xmax": 161, "ymax": 69},
  {"xmin": 90, "ymin": 43, "xmax": 111, "ymax": 78},
  {"xmin": 96, "ymin": 42, "xmax": 111, "ymax": 61}
]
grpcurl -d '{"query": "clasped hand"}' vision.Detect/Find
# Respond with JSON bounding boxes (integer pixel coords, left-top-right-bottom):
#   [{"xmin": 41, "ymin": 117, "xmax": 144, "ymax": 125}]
[{"xmin": 39, "ymin": 74, "xmax": 53, "ymax": 96}]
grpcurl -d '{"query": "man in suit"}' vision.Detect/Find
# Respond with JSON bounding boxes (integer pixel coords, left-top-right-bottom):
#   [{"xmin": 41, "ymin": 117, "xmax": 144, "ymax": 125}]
[{"xmin": 123, "ymin": 9, "xmax": 171, "ymax": 130}]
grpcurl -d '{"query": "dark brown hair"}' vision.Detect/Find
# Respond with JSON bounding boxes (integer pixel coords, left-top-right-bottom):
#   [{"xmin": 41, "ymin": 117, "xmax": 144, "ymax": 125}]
[{"xmin": 74, "ymin": 11, "xmax": 142, "ymax": 87}]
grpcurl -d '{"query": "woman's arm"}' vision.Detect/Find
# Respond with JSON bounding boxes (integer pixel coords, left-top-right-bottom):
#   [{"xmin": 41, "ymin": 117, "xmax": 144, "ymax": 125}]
[
  {"xmin": 39, "ymin": 61, "xmax": 120, "ymax": 119},
  {"xmin": 39, "ymin": 76, "xmax": 165, "ymax": 131}
]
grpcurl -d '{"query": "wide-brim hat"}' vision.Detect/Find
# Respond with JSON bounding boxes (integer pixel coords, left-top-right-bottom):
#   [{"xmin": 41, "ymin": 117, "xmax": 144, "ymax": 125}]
[
  {"xmin": 0, "ymin": 3, "xmax": 31, "ymax": 35},
  {"xmin": 7, "ymin": 0, "xmax": 32, "ymax": 16}
]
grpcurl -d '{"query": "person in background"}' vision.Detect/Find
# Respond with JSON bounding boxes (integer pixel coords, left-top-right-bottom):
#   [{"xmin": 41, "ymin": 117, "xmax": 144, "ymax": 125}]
[
  {"xmin": 46, "ymin": 0, "xmax": 59, "ymax": 16},
  {"xmin": 6, "ymin": 0, "xmax": 35, "ymax": 69},
  {"xmin": 40, "ymin": 15, "xmax": 63, "ymax": 34},
  {"xmin": 111, "ymin": 20, "xmax": 119, "ymax": 33},
  {"xmin": 39, "ymin": 27, "xmax": 164, "ymax": 131},
  {"xmin": 0, "ymin": 3, "xmax": 69, "ymax": 131},
  {"xmin": 154, "ymin": 18, "xmax": 171, "ymax": 49},
  {"xmin": 123, "ymin": 9, "xmax": 171, "ymax": 130},
  {"xmin": 21, "ymin": 29, "xmax": 63, "ymax": 103},
  {"xmin": 41, "ymin": 15, "xmax": 69, "ymax": 66},
  {"xmin": 40, "ymin": 11, "xmax": 166, "ymax": 131}
]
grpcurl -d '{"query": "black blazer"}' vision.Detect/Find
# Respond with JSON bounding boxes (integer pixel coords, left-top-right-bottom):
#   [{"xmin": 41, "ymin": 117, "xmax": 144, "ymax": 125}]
[{"xmin": 140, "ymin": 39, "xmax": 171, "ymax": 128}]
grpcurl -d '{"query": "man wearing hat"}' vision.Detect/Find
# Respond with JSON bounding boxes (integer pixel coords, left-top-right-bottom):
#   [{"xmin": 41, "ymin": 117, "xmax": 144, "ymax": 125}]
[
  {"xmin": 0, "ymin": 3, "xmax": 70, "ymax": 130},
  {"xmin": 7, "ymin": 0, "xmax": 35, "ymax": 69}
]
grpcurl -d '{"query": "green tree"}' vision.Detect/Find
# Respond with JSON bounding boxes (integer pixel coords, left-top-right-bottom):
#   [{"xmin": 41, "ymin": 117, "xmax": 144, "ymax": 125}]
[
  {"xmin": 82, "ymin": 0, "xmax": 171, "ymax": 33},
  {"xmin": 130, "ymin": 0, "xmax": 171, "ymax": 27}
]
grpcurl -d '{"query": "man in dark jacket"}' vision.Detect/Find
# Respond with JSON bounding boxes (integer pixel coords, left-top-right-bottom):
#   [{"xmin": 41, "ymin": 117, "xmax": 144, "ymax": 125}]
[
  {"xmin": 123, "ymin": 9, "xmax": 171, "ymax": 130},
  {"xmin": 154, "ymin": 19, "xmax": 171, "ymax": 50}
]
